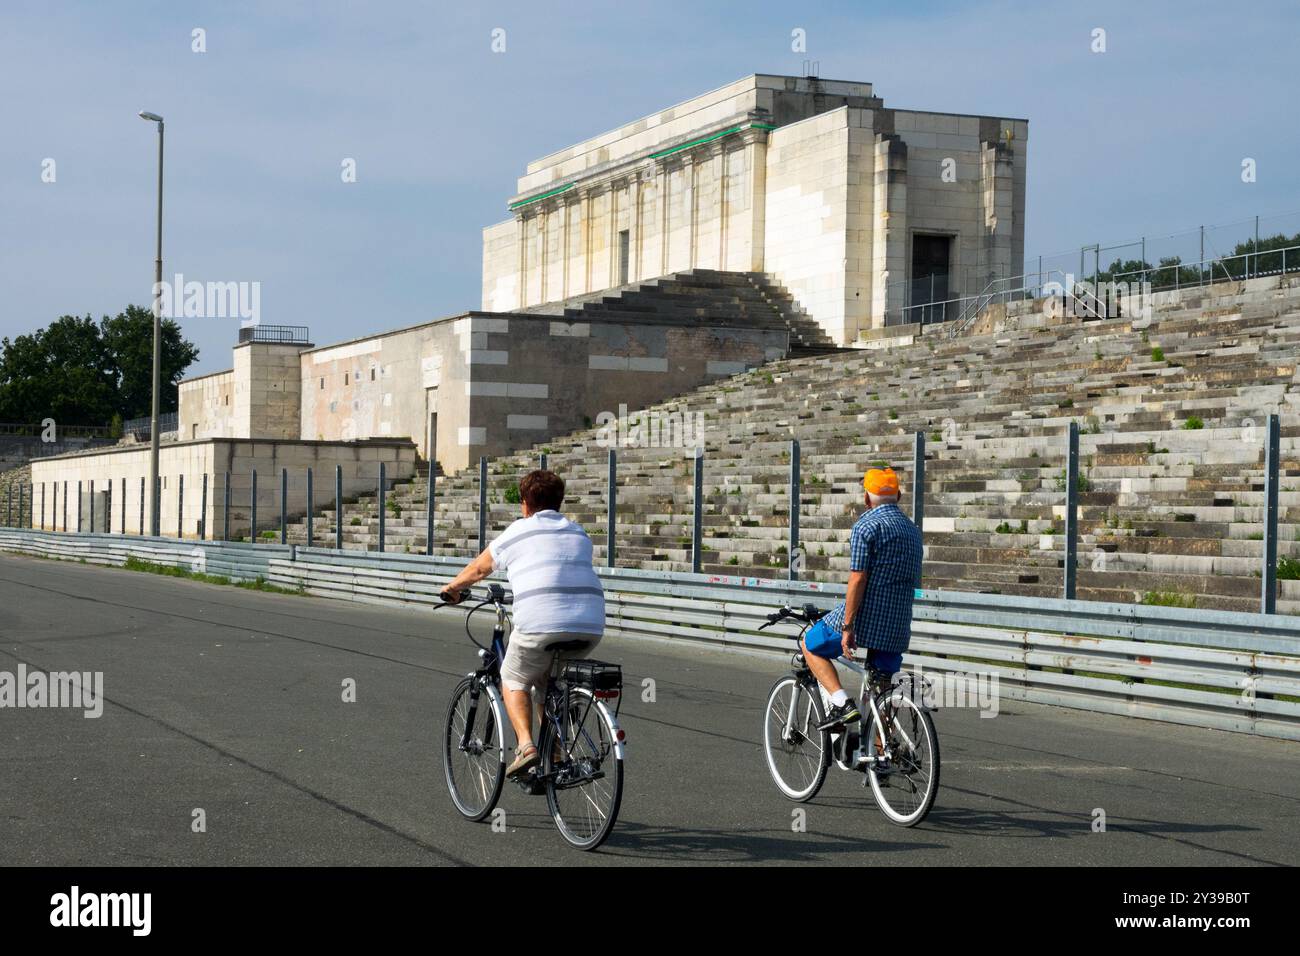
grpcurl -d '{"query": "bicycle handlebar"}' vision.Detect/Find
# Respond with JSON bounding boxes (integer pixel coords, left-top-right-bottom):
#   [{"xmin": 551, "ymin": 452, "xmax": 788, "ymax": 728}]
[{"xmin": 757, "ymin": 603, "xmax": 828, "ymax": 630}]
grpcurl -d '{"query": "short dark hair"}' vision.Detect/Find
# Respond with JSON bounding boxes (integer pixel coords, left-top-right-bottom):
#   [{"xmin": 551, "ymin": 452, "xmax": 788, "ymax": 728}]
[{"xmin": 519, "ymin": 469, "xmax": 565, "ymax": 512}]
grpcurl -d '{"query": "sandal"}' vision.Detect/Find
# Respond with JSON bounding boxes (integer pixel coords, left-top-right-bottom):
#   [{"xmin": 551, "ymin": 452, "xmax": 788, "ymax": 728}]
[{"xmin": 507, "ymin": 743, "xmax": 539, "ymax": 779}]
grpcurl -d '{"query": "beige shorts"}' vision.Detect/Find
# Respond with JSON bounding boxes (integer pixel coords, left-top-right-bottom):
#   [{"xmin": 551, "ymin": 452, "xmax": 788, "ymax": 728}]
[{"xmin": 501, "ymin": 630, "xmax": 602, "ymax": 692}]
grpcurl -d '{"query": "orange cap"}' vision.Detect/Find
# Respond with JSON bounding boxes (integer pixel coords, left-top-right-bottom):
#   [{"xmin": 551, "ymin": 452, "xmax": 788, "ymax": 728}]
[{"xmin": 863, "ymin": 467, "xmax": 900, "ymax": 496}]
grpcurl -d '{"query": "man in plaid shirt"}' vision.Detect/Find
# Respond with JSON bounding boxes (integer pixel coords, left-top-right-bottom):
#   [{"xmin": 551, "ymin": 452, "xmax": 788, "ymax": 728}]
[{"xmin": 800, "ymin": 467, "xmax": 923, "ymax": 730}]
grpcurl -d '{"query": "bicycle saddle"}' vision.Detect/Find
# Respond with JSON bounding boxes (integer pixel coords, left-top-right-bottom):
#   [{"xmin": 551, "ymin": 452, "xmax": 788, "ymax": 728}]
[{"xmin": 548, "ymin": 640, "xmax": 593, "ymax": 652}]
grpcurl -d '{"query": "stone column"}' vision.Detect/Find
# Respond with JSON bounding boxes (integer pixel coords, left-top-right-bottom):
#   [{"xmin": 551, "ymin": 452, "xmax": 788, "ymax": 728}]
[
  {"xmin": 581, "ymin": 188, "xmax": 593, "ymax": 295},
  {"xmin": 739, "ymin": 124, "xmax": 769, "ymax": 272},
  {"xmin": 713, "ymin": 142, "xmax": 728, "ymax": 271},
  {"xmin": 658, "ymin": 161, "xmax": 670, "ymax": 275},
  {"xmin": 538, "ymin": 204, "xmax": 549, "ymax": 304},
  {"xmin": 630, "ymin": 173, "xmax": 643, "ymax": 283},
  {"xmin": 870, "ymin": 133, "xmax": 908, "ymax": 331},
  {"xmin": 515, "ymin": 213, "xmax": 527, "ymax": 310},
  {"xmin": 560, "ymin": 198, "xmax": 571, "ymax": 300},
  {"xmin": 980, "ymin": 140, "xmax": 1015, "ymax": 291}
]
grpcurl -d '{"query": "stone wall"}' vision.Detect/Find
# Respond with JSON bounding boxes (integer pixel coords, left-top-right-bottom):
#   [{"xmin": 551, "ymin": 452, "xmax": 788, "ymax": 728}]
[{"xmin": 28, "ymin": 438, "xmax": 417, "ymax": 540}]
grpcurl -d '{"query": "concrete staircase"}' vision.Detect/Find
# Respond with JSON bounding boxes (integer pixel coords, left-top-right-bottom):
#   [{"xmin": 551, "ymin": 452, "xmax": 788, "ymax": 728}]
[
  {"xmin": 523, "ymin": 268, "xmax": 841, "ymax": 356},
  {"xmin": 285, "ymin": 278, "xmax": 1300, "ymax": 615}
]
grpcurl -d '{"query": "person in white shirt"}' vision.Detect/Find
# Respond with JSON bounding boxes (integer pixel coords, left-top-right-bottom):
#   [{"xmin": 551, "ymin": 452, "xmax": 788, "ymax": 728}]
[{"xmin": 441, "ymin": 469, "xmax": 604, "ymax": 779}]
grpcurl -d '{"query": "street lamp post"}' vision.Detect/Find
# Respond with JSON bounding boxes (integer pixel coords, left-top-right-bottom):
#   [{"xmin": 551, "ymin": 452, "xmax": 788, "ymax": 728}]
[{"xmin": 139, "ymin": 110, "xmax": 164, "ymax": 536}]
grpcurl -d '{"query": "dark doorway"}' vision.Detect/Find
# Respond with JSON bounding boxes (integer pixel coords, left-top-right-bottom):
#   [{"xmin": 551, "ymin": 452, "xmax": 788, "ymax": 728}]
[{"xmin": 910, "ymin": 234, "xmax": 952, "ymax": 324}]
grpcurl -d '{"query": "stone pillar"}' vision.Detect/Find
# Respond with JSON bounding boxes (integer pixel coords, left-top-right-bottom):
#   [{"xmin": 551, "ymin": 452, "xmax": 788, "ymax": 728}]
[
  {"xmin": 515, "ymin": 214, "xmax": 527, "ymax": 309},
  {"xmin": 560, "ymin": 199, "xmax": 571, "ymax": 300},
  {"xmin": 870, "ymin": 133, "xmax": 908, "ymax": 331},
  {"xmin": 739, "ymin": 125, "xmax": 769, "ymax": 272},
  {"xmin": 658, "ymin": 161, "xmax": 670, "ymax": 275},
  {"xmin": 581, "ymin": 189, "xmax": 593, "ymax": 295},
  {"xmin": 538, "ymin": 205, "xmax": 549, "ymax": 304},
  {"xmin": 630, "ymin": 174, "xmax": 643, "ymax": 282},
  {"xmin": 714, "ymin": 143, "xmax": 728, "ymax": 270},
  {"xmin": 980, "ymin": 140, "xmax": 1015, "ymax": 290}
]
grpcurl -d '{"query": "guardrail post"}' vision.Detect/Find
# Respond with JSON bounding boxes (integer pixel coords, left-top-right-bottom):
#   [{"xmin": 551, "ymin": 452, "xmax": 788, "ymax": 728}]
[
  {"xmin": 478, "ymin": 457, "xmax": 488, "ymax": 553},
  {"xmin": 1064, "ymin": 421, "xmax": 1079, "ymax": 600},
  {"xmin": 280, "ymin": 468, "xmax": 288, "ymax": 545},
  {"xmin": 177, "ymin": 474, "xmax": 183, "ymax": 539},
  {"xmin": 306, "ymin": 467, "xmax": 313, "ymax": 549},
  {"xmin": 139, "ymin": 477, "xmax": 144, "ymax": 535},
  {"xmin": 1262, "ymin": 413, "xmax": 1280, "ymax": 614},
  {"xmin": 223, "ymin": 472, "xmax": 231, "ymax": 542},
  {"xmin": 200, "ymin": 473, "xmax": 208, "ymax": 541},
  {"xmin": 912, "ymin": 431, "xmax": 926, "ymax": 533},
  {"xmin": 606, "ymin": 449, "xmax": 617, "ymax": 568},
  {"xmin": 425, "ymin": 459, "xmax": 435, "ymax": 555},
  {"xmin": 77, "ymin": 480, "xmax": 82, "ymax": 532},
  {"xmin": 335, "ymin": 465, "xmax": 343, "ymax": 550},
  {"xmin": 251, "ymin": 469, "xmax": 258, "ymax": 543},
  {"xmin": 692, "ymin": 447, "xmax": 704, "ymax": 574},
  {"xmin": 377, "ymin": 462, "xmax": 386, "ymax": 553},
  {"xmin": 788, "ymin": 439, "xmax": 800, "ymax": 581}
]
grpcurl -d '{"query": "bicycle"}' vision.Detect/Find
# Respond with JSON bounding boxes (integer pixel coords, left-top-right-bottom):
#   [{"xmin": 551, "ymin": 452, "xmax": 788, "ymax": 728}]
[
  {"xmin": 438, "ymin": 583, "xmax": 626, "ymax": 851},
  {"xmin": 758, "ymin": 603, "xmax": 940, "ymax": 826}
]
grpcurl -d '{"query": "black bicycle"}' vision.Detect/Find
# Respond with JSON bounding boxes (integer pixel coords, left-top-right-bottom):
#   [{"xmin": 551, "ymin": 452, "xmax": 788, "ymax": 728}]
[
  {"xmin": 758, "ymin": 604, "xmax": 940, "ymax": 826},
  {"xmin": 438, "ymin": 584, "xmax": 626, "ymax": 851}
]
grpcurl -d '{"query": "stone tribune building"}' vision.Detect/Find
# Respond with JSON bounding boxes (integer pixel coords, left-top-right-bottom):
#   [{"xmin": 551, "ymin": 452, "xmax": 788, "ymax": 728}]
[
  {"xmin": 31, "ymin": 73, "xmax": 1026, "ymax": 538},
  {"xmin": 483, "ymin": 73, "xmax": 1027, "ymax": 343}
]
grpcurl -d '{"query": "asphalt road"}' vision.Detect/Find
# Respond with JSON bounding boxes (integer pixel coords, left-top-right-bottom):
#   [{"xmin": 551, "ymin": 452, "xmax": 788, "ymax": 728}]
[{"xmin": 1, "ymin": 552, "xmax": 1297, "ymax": 866}]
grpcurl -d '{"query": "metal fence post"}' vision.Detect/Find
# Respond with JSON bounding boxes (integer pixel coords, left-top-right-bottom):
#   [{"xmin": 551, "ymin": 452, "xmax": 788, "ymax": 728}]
[
  {"xmin": 139, "ymin": 477, "xmax": 144, "ymax": 535},
  {"xmin": 425, "ymin": 459, "xmax": 435, "ymax": 556},
  {"xmin": 692, "ymin": 447, "xmax": 704, "ymax": 574},
  {"xmin": 177, "ymin": 474, "xmax": 183, "ymax": 539},
  {"xmin": 251, "ymin": 469, "xmax": 258, "ymax": 543},
  {"xmin": 200, "ymin": 473, "xmax": 208, "ymax": 541},
  {"xmin": 5, "ymin": 485, "xmax": 10, "ymax": 526},
  {"xmin": 41, "ymin": 482, "xmax": 46, "ymax": 530},
  {"xmin": 478, "ymin": 457, "xmax": 488, "ymax": 553},
  {"xmin": 306, "ymin": 467, "xmax": 314, "ymax": 549},
  {"xmin": 912, "ymin": 431, "xmax": 926, "ymax": 533},
  {"xmin": 18, "ymin": 483, "xmax": 25, "ymax": 530},
  {"xmin": 77, "ymin": 480, "xmax": 82, "ymax": 532},
  {"xmin": 120, "ymin": 477, "xmax": 125, "ymax": 534},
  {"xmin": 154, "ymin": 476, "xmax": 161, "ymax": 537},
  {"xmin": 539, "ymin": 452, "xmax": 548, "ymax": 472},
  {"xmin": 280, "ymin": 468, "xmax": 288, "ymax": 545},
  {"xmin": 89, "ymin": 479, "xmax": 95, "ymax": 534},
  {"xmin": 788, "ymin": 439, "xmax": 800, "ymax": 581},
  {"xmin": 607, "ymin": 449, "xmax": 617, "ymax": 568},
  {"xmin": 1262, "ymin": 413, "xmax": 1281, "ymax": 614},
  {"xmin": 377, "ymin": 462, "xmax": 386, "ymax": 553},
  {"xmin": 335, "ymin": 465, "xmax": 343, "ymax": 550},
  {"xmin": 1064, "ymin": 422, "xmax": 1079, "ymax": 600},
  {"xmin": 223, "ymin": 471, "xmax": 231, "ymax": 542}
]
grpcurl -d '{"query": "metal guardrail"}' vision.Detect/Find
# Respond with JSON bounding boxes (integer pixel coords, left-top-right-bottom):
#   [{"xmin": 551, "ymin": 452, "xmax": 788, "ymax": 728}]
[
  {"xmin": 3, "ymin": 530, "xmax": 1297, "ymax": 739},
  {"xmin": 238, "ymin": 325, "xmax": 310, "ymax": 345}
]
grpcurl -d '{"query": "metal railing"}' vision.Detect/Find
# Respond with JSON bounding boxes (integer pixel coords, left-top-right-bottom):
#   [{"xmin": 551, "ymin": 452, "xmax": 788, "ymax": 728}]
[
  {"xmin": 2, "ymin": 528, "xmax": 1296, "ymax": 739},
  {"xmin": 7, "ymin": 415, "xmax": 1293, "ymax": 615},
  {"xmin": 122, "ymin": 412, "xmax": 178, "ymax": 439},
  {"xmin": 238, "ymin": 325, "xmax": 310, "ymax": 345}
]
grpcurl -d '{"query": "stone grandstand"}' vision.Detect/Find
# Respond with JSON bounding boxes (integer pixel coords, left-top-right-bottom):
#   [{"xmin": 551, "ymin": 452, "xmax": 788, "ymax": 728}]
[{"xmin": 283, "ymin": 272, "xmax": 1300, "ymax": 616}]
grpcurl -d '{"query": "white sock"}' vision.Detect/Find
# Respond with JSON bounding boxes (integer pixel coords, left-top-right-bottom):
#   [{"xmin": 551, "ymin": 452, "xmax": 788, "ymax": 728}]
[{"xmin": 829, "ymin": 689, "xmax": 848, "ymax": 707}]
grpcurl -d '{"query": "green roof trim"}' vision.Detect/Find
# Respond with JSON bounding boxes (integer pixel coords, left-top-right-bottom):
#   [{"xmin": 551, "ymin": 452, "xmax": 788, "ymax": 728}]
[
  {"xmin": 648, "ymin": 121, "xmax": 772, "ymax": 160},
  {"xmin": 509, "ymin": 181, "xmax": 576, "ymax": 210}
]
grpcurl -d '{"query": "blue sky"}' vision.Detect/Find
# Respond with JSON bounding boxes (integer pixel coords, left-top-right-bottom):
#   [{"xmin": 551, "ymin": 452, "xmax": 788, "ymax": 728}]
[{"xmin": 2, "ymin": 0, "xmax": 1297, "ymax": 375}]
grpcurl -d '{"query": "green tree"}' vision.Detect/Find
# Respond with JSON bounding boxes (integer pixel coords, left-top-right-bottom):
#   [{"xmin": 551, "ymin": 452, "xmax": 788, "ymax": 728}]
[
  {"xmin": 100, "ymin": 305, "xmax": 200, "ymax": 419},
  {"xmin": 0, "ymin": 305, "xmax": 199, "ymax": 426}
]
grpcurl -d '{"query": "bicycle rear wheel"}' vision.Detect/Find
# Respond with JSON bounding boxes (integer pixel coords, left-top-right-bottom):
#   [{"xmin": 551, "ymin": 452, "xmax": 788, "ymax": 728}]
[
  {"xmin": 442, "ymin": 677, "xmax": 507, "ymax": 821},
  {"xmin": 762, "ymin": 675, "xmax": 830, "ymax": 802},
  {"xmin": 866, "ymin": 692, "xmax": 939, "ymax": 826},
  {"xmin": 541, "ymin": 687, "xmax": 623, "ymax": 851}
]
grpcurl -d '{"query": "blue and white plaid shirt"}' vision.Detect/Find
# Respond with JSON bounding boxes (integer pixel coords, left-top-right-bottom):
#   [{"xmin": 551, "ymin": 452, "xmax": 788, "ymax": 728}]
[{"xmin": 821, "ymin": 503, "xmax": 923, "ymax": 654}]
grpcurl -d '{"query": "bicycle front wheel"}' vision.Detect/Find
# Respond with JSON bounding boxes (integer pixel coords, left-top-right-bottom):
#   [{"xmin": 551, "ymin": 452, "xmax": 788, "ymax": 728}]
[
  {"xmin": 762, "ymin": 675, "xmax": 830, "ymax": 802},
  {"xmin": 542, "ymin": 687, "xmax": 624, "ymax": 851},
  {"xmin": 867, "ymin": 692, "xmax": 940, "ymax": 827},
  {"xmin": 442, "ymin": 677, "xmax": 507, "ymax": 821}
]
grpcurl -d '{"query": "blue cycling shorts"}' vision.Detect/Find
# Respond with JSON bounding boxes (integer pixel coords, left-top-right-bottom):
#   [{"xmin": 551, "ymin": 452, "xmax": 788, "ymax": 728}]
[{"xmin": 803, "ymin": 618, "xmax": 903, "ymax": 674}]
